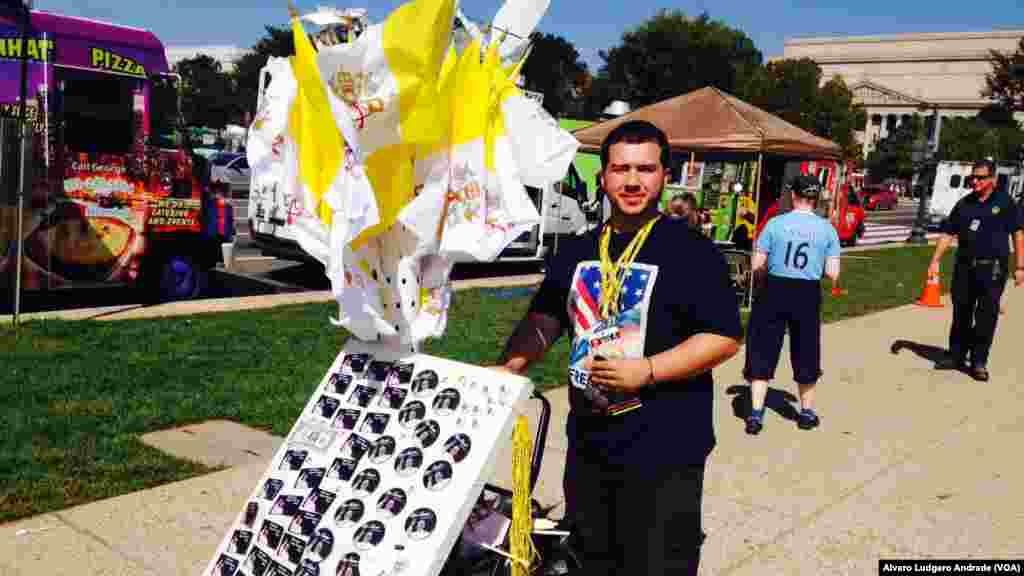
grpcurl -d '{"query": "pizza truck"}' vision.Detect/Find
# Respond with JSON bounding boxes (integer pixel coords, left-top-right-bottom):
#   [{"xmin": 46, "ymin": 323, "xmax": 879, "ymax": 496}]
[{"xmin": 0, "ymin": 9, "xmax": 231, "ymax": 304}]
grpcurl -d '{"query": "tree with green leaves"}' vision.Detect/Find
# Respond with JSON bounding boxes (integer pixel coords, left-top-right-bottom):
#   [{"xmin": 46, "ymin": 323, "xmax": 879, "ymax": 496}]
[
  {"xmin": 596, "ymin": 10, "xmax": 762, "ymax": 109},
  {"xmin": 937, "ymin": 115, "xmax": 1024, "ymax": 164},
  {"xmin": 520, "ymin": 32, "xmax": 588, "ymax": 117},
  {"xmin": 231, "ymin": 25, "xmax": 295, "ymax": 120},
  {"xmin": 983, "ymin": 37, "xmax": 1024, "ymax": 113},
  {"xmin": 174, "ymin": 54, "xmax": 238, "ymax": 129},
  {"xmin": 739, "ymin": 58, "xmax": 820, "ymax": 128},
  {"xmin": 740, "ymin": 58, "xmax": 866, "ymax": 161},
  {"xmin": 865, "ymin": 115, "xmax": 925, "ymax": 181}
]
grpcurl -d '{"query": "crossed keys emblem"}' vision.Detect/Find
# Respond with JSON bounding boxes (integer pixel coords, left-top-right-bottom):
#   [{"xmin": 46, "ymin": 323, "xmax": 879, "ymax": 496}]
[{"xmin": 329, "ymin": 69, "xmax": 385, "ymax": 129}]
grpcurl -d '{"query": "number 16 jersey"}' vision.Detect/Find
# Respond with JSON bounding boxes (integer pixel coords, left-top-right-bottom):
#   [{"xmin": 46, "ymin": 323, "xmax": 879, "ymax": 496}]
[{"xmin": 756, "ymin": 209, "xmax": 840, "ymax": 281}]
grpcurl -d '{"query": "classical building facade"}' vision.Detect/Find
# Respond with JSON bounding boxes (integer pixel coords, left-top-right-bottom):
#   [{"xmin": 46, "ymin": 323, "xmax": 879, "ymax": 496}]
[{"xmin": 782, "ymin": 30, "xmax": 1024, "ymax": 157}]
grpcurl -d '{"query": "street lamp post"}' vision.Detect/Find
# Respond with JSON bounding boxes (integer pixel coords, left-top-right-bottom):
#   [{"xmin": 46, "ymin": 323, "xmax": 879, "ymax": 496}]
[
  {"xmin": 906, "ymin": 172, "xmax": 931, "ymax": 244},
  {"xmin": 907, "ymin": 110, "xmax": 938, "ymax": 245}
]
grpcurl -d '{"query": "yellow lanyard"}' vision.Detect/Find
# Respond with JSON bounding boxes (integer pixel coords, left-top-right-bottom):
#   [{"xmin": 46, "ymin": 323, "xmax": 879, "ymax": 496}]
[{"xmin": 598, "ymin": 216, "xmax": 660, "ymax": 320}]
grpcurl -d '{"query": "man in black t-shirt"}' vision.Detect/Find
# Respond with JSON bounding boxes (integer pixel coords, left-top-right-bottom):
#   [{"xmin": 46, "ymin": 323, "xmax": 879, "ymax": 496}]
[
  {"xmin": 929, "ymin": 159, "xmax": 1024, "ymax": 381},
  {"xmin": 496, "ymin": 121, "xmax": 743, "ymax": 575}
]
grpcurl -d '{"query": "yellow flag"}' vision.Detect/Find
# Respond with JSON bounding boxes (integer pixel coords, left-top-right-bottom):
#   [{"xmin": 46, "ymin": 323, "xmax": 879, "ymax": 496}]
[
  {"xmin": 288, "ymin": 15, "xmax": 345, "ymax": 227},
  {"xmin": 350, "ymin": 0, "xmax": 456, "ymax": 248}
]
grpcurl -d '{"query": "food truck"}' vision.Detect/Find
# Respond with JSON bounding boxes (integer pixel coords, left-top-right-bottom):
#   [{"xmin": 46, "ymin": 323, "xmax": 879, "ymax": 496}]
[{"xmin": 0, "ymin": 9, "xmax": 231, "ymax": 303}]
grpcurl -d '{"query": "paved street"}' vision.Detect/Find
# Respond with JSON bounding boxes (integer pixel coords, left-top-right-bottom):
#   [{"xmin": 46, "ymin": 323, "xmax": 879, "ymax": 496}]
[
  {"xmin": 865, "ymin": 199, "xmax": 922, "ymax": 228},
  {"xmin": 859, "ymin": 199, "xmax": 941, "ymax": 246}
]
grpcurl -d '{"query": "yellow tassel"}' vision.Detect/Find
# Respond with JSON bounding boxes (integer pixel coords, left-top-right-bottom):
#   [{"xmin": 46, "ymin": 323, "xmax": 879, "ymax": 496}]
[{"xmin": 510, "ymin": 414, "xmax": 537, "ymax": 575}]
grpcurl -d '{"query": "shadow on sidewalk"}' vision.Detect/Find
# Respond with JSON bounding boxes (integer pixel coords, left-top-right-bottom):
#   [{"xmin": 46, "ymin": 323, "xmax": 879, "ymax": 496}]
[
  {"xmin": 726, "ymin": 385, "xmax": 800, "ymax": 422},
  {"xmin": 890, "ymin": 339, "xmax": 946, "ymax": 364}
]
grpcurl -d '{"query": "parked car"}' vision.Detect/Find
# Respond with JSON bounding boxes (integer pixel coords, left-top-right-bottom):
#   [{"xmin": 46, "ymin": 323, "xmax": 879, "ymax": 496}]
[
  {"xmin": 862, "ymin": 184, "xmax": 898, "ymax": 210},
  {"xmin": 833, "ymin": 186, "xmax": 866, "ymax": 247},
  {"xmin": 209, "ymin": 152, "xmax": 250, "ymax": 195}
]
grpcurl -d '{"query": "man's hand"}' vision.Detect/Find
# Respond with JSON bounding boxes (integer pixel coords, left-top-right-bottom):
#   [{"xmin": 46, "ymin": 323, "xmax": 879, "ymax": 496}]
[
  {"xmin": 1014, "ymin": 268, "xmax": 1024, "ymax": 288},
  {"xmin": 588, "ymin": 356, "xmax": 652, "ymax": 393},
  {"xmin": 484, "ymin": 365, "xmax": 520, "ymax": 376}
]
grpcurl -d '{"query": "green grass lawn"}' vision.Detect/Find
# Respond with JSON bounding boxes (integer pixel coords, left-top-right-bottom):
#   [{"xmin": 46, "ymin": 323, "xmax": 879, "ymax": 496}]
[{"xmin": 0, "ymin": 245, "xmax": 954, "ymax": 524}]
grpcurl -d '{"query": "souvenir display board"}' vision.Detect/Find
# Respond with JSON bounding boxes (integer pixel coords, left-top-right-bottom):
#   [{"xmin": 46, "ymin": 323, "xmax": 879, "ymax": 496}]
[{"xmin": 201, "ymin": 340, "xmax": 533, "ymax": 576}]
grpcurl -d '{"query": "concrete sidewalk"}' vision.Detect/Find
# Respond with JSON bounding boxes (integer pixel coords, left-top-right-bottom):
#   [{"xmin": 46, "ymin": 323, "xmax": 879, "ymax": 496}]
[{"xmin": 3, "ymin": 284, "xmax": 1023, "ymax": 575}]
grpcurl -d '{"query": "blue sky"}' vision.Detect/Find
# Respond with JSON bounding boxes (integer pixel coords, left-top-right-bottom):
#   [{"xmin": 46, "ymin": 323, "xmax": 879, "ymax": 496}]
[{"xmin": 39, "ymin": 0, "xmax": 1024, "ymax": 69}]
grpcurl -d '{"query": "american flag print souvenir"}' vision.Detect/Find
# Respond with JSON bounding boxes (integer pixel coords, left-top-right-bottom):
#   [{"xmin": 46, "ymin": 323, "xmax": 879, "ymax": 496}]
[{"xmin": 567, "ymin": 261, "xmax": 658, "ymax": 415}]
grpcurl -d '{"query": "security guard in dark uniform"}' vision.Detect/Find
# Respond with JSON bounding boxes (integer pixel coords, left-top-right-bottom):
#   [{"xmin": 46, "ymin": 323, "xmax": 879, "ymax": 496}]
[{"xmin": 930, "ymin": 159, "xmax": 1024, "ymax": 381}]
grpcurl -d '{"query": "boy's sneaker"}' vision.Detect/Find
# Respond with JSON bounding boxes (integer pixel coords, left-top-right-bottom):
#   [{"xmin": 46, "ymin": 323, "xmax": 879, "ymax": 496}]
[
  {"xmin": 745, "ymin": 410, "xmax": 764, "ymax": 435},
  {"xmin": 797, "ymin": 409, "xmax": 820, "ymax": 430},
  {"xmin": 970, "ymin": 365, "xmax": 989, "ymax": 382}
]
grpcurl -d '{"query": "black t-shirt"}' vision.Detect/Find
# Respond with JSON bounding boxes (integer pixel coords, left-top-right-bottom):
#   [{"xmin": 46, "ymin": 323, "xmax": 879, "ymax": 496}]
[
  {"xmin": 940, "ymin": 190, "xmax": 1021, "ymax": 262},
  {"xmin": 528, "ymin": 217, "xmax": 743, "ymax": 467}
]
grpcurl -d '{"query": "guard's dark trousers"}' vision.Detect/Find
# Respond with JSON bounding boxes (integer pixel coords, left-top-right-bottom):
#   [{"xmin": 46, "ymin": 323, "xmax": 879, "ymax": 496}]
[{"xmin": 950, "ymin": 258, "xmax": 1008, "ymax": 367}]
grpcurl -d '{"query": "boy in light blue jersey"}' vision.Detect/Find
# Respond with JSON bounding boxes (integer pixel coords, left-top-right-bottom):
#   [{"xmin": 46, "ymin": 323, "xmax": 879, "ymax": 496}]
[
  {"xmin": 758, "ymin": 208, "xmax": 841, "ymax": 281},
  {"xmin": 743, "ymin": 175, "xmax": 841, "ymax": 434}
]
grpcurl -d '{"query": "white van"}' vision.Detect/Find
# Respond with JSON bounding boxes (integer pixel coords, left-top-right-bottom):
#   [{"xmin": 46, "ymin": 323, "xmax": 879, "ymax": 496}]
[{"xmin": 928, "ymin": 161, "xmax": 1021, "ymax": 226}]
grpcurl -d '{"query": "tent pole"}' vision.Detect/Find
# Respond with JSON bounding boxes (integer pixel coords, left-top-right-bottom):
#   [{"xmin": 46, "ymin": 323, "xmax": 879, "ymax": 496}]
[{"xmin": 747, "ymin": 151, "xmax": 764, "ymax": 312}]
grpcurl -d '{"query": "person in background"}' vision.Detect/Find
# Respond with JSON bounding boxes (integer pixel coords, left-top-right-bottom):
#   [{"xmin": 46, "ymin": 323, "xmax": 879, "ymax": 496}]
[
  {"xmin": 742, "ymin": 175, "xmax": 841, "ymax": 435},
  {"xmin": 700, "ymin": 209, "xmax": 715, "ymax": 238},
  {"xmin": 731, "ymin": 211, "xmax": 755, "ymax": 251},
  {"xmin": 668, "ymin": 193, "xmax": 700, "ymax": 230}
]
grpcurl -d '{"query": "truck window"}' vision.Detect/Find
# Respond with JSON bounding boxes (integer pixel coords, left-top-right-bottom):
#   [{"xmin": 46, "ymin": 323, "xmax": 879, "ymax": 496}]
[
  {"xmin": 949, "ymin": 175, "xmax": 961, "ymax": 188},
  {"xmin": 61, "ymin": 71, "xmax": 136, "ymax": 155},
  {"xmin": 148, "ymin": 75, "xmax": 180, "ymax": 149}
]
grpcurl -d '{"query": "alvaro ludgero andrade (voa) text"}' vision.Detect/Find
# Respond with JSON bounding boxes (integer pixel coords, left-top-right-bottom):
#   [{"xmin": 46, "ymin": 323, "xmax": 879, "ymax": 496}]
[{"xmin": 880, "ymin": 560, "xmax": 1023, "ymax": 574}]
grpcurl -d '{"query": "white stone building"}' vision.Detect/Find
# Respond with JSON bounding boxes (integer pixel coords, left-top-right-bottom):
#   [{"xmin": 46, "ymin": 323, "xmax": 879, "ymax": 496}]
[{"xmin": 782, "ymin": 30, "xmax": 1024, "ymax": 157}]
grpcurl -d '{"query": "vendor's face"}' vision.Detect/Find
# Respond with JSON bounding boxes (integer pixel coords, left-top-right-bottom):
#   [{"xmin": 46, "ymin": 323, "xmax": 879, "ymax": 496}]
[{"xmin": 600, "ymin": 141, "xmax": 667, "ymax": 217}]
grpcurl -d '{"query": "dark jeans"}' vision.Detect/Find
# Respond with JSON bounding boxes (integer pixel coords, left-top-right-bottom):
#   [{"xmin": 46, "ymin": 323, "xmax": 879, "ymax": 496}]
[
  {"xmin": 569, "ymin": 449, "xmax": 707, "ymax": 576},
  {"xmin": 744, "ymin": 275, "xmax": 823, "ymax": 385},
  {"xmin": 950, "ymin": 258, "xmax": 1008, "ymax": 367}
]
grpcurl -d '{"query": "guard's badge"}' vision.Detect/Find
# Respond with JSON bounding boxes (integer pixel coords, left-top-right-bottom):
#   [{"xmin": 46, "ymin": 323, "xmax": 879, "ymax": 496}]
[{"xmin": 993, "ymin": 206, "xmax": 1001, "ymax": 215}]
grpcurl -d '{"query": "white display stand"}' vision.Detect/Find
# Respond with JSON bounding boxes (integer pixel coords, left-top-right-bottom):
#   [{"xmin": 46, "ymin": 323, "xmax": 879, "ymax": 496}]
[{"xmin": 201, "ymin": 340, "xmax": 534, "ymax": 576}]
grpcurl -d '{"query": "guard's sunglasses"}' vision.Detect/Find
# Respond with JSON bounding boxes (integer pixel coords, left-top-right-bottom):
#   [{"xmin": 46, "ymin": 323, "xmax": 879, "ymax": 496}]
[{"xmin": 965, "ymin": 174, "xmax": 994, "ymax": 189}]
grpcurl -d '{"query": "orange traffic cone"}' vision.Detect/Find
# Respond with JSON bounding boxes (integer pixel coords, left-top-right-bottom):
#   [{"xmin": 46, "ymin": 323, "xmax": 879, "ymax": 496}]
[{"xmin": 915, "ymin": 273, "xmax": 943, "ymax": 308}]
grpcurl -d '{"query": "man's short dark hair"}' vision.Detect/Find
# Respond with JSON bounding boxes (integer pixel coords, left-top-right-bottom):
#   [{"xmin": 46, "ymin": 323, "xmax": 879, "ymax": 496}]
[
  {"xmin": 973, "ymin": 158, "xmax": 995, "ymax": 175},
  {"xmin": 600, "ymin": 120, "xmax": 671, "ymax": 170},
  {"xmin": 680, "ymin": 192, "xmax": 698, "ymax": 208},
  {"xmin": 788, "ymin": 175, "xmax": 822, "ymax": 201}
]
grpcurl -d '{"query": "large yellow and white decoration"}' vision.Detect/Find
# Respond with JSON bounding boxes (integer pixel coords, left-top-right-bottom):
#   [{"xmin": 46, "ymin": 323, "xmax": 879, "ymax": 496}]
[{"xmin": 247, "ymin": 0, "xmax": 577, "ymax": 349}]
